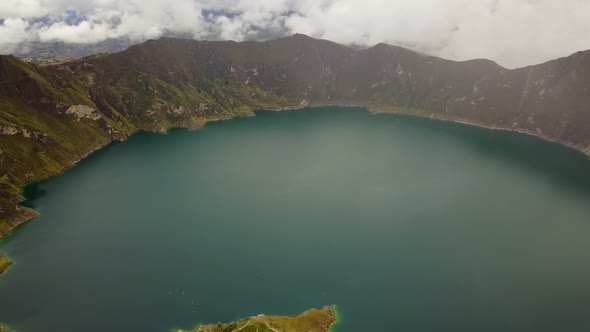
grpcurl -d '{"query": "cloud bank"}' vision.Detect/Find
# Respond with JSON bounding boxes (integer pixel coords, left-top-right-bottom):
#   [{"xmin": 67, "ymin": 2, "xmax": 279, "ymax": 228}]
[{"xmin": 1, "ymin": 0, "xmax": 589, "ymax": 68}]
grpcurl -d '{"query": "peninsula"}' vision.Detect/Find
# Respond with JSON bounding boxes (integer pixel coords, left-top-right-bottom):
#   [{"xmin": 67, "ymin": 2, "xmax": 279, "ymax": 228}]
[{"xmin": 179, "ymin": 306, "xmax": 337, "ymax": 332}]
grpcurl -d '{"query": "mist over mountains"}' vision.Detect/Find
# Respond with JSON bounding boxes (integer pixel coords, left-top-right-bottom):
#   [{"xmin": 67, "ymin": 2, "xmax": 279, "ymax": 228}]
[{"xmin": 2, "ymin": 0, "xmax": 590, "ymax": 68}]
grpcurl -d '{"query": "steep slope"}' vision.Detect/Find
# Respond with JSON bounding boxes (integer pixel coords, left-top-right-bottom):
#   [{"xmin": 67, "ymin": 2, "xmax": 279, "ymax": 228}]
[
  {"xmin": 0, "ymin": 35, "xmax": 589, "ymax": 265},
  {"xmin": 59, "ymin": 34, "xmax": 590, "ymax": 150}
]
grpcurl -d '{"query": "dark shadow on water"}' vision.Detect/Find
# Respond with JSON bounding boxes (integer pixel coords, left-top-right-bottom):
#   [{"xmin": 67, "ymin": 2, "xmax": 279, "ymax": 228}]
[
  {"xmin": 371, "ymin": 111, "xmax": 590, "ymax": 197},
  {"xmin": 20, "ymin": 139, "xmax": 125, "ymax": 208},
  {"xmin": 259, "ymin": 106, "xmax": 590, "ymax": 197},
  {"xmin": 20, "ymin": 183, "xmax": 46, "ymax": 209},
  {"xmin": 219, "ymin": 107, "xmax": 590, "ymax": 197}
]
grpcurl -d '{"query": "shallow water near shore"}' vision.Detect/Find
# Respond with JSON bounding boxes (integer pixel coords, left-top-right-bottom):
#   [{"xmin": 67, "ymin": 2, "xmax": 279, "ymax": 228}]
[{"xmin": 1, "ymin": 106, "xmax": 590, "ymax": 332}]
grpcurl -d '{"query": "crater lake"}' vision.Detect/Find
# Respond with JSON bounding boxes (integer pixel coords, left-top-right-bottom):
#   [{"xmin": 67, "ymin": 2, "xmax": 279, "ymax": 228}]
[{"xmin": 1, "ymin": 106, "xmax": 590, "ymax": 332}]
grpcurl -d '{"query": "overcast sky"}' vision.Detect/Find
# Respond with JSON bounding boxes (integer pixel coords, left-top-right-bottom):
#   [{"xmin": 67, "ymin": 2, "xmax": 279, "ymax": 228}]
[{"xmin": 0, "ymin": 0, "xmax": 588, "ymax": 68}]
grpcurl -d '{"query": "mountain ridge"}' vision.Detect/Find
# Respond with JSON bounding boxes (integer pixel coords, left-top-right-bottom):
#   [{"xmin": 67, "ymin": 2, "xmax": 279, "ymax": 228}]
[{"xmin": 1, "ymin": 35, "xmax": 589, "ymax": 270}]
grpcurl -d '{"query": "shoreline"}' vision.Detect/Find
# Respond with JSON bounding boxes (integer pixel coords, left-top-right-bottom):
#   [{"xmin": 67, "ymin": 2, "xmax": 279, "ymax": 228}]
[
  {"xmin": 258, "ymin": 102, "xmax": 590, "ymax": 157},
  {"xmin": 1, "ymin": 104, "xmax": 589, "ymax": 276},
  {"xmin": 369, "ymin": 109, "xmax": 590, "ymax": 158},
  {"xmin": 329, "ymin": 305, "xmax": 342, "ymax": 332}
]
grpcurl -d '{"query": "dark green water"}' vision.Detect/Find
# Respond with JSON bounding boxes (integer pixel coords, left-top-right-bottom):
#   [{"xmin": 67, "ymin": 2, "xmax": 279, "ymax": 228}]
[{"xmin": 1, "ymin": 107, "xmax": 590, "ymax": 332}]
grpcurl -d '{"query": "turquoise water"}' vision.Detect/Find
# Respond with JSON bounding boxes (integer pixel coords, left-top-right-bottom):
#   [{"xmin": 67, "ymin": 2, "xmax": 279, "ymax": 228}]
[{"xmin": 1, "ymin": 107, "xmax": 590, "ymax": 332}]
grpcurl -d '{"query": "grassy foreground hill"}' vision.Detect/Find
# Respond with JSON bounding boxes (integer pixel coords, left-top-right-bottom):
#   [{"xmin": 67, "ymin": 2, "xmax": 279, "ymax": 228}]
[
  {"xmin": 180, "ymin": 306, "xmax": 336, "ymax": 332},
  {"xmin": 1, "ymin": 35, "xmax": 590, "ymax": 271}
]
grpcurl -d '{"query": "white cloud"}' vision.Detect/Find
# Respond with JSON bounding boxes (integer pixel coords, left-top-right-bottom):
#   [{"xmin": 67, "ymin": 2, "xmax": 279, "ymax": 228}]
[
  {"xmin": 0, "ymin": 0, "xmax": 589, "ymax": 67},
  {"xmin": 0, "ymin": 18, "xmax": 31, "ymax": 52},
  {"xmin": 0, "ymin": 0, "xmax": 50, "ymax": 19},
  {"xmin": 39, "ymin": 20, "xmax": 116, "ymax": 44}
]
